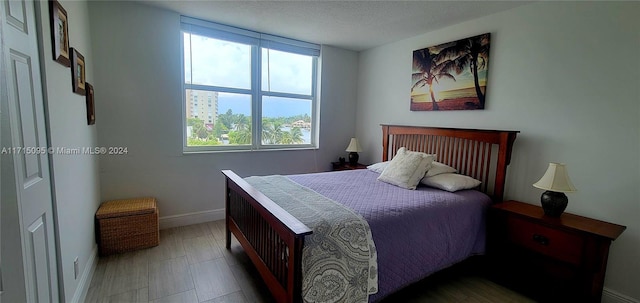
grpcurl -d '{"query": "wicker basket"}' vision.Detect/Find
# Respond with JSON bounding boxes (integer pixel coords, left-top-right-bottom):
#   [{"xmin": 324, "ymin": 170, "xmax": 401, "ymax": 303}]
[{"xmin": 96, "ymin": 197, "xmax": 159, "ymax": 256}]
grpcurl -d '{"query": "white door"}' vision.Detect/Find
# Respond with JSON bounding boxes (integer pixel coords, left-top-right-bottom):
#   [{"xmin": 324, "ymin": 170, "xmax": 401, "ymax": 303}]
[{"xmin": 1, "ymin": 1, "xmax": 59, "ymax": 302}]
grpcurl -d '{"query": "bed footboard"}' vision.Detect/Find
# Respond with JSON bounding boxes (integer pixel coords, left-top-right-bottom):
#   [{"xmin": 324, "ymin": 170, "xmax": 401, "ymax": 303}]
[{"xmin": 222, "ymin": 170, "xmax": 312, "ymax": 303}]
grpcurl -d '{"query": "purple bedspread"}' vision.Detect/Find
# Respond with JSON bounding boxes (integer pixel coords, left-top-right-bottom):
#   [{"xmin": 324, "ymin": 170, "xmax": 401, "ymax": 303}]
[{"xmin": 288, "ymin": 169, "xmax": 491, "ymax": 302}]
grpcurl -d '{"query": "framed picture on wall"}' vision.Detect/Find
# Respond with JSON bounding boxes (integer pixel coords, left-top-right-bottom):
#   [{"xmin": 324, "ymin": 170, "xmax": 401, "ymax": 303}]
[
  {"xmin": 410, "ymin": 33, "xmax": 491, "ymax": 111},
  {"xmin": 50, "ymin": 0, "xmax": 70, "ymax": 67},
  {"xmin": 85, "ymin": 83, "xmax": 95, "ymax": 125},
  {"xmin": 70, "ymin": 48, "xmax": 86, "ymax": 95}
]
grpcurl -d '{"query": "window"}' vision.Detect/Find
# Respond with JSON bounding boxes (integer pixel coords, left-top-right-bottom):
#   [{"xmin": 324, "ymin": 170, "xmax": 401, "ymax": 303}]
[{"xmin": 181, "ymin": 17, "xmax": 320, "ymax": 152}]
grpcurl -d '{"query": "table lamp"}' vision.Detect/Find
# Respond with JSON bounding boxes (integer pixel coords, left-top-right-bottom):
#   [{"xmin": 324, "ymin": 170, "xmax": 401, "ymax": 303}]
[
  {"xmin": 345, "ymin": 138, "xmax": 362, "ymax": 165},
  {"xmin": 533, "ymin": 163, "xmax": 577, "ymax": 217}
]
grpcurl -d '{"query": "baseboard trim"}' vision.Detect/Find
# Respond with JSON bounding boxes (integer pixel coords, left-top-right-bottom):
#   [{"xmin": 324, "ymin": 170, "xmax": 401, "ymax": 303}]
[
  {"xmin": 603, "ymin": 287, "xmax": 639, "ymax": 303},
  {"xmin": 70, "ymin": 245, "xmax": 98, "ymax": 303},
  {"xmin": 159, "ymin": 208, "xmax": 225, "ymax": 229}
]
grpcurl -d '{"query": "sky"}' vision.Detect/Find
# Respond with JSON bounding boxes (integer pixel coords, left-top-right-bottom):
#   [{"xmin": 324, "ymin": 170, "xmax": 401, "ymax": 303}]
[
  {"xmin": 412, "ymin": 69, "xmax": 488, "ymax": 96},
  {"xmin": 217, "ymin": 93, "xmax": 311, "ymax": 118},
  {"xmin": 184, "ymin": 32, "xmax": 313, "ymax": 118}
]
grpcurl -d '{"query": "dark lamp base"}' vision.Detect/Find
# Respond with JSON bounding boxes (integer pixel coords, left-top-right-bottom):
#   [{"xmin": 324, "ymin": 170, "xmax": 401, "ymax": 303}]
[
  {"xmin": 348, "ymin": 152, "xmax": 359, "ymax": 165},
  {"xmin": 540, "ymin": 191, "xmax": 568, "ymax": 217}
]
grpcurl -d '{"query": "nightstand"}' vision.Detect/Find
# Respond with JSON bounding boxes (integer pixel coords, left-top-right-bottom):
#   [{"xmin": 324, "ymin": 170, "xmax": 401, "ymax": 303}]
[
  {"xmin": 331, "ymin": 162, "xmax": 367, "ymax": 171},
  {"xmin": 487, "ymin": 200, "xmax": 626, "ymax": 303}
]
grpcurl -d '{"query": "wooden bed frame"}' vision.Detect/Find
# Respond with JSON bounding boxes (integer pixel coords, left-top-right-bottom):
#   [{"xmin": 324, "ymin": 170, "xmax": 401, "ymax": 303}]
[{"xmin": 221, "ymin": 124, "xmax": 518, "ymax": 303}]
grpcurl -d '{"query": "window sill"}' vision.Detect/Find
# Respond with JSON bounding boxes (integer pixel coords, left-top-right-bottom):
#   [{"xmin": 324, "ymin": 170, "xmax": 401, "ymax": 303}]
[{"xmin": 182, "ymin": 146, "xmax": 319, "ymax": 155}]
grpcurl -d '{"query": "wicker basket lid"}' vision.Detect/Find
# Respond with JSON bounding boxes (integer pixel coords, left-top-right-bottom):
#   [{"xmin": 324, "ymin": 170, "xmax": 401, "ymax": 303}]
[{"xmin": 96, "ymin": 197, "xmax": 157, "ymax": 219}]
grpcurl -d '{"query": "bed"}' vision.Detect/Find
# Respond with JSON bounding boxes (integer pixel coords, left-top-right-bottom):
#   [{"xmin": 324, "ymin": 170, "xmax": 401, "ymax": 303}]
[{"xmin": 222, "ymin": 124, "xmax": 519, "ymax": 303}]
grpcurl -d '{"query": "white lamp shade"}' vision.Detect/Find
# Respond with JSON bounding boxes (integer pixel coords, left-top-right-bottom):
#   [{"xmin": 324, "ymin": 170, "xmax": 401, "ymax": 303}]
[
  {"xmin": 533, "ymin": 163, "xmax": 577, "ymax": 193},
  {"xmin": 345, "ymin": 138, "xmax": 362, "ymax": 152}
]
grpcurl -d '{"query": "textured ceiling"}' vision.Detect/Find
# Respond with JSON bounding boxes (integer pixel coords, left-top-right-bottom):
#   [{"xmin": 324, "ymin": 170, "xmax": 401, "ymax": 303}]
[{"xmin": 141, "ymin": 0, "xmax": 530, "ymax": 51}]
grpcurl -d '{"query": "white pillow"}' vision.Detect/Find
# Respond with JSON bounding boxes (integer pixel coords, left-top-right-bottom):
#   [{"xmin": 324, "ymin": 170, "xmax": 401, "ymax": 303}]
[
  {"xmin": 424, "ymin": 161, "xmax": 458, "ymax": 178},
  {"xmin": 378, "ymin": 147, "xmax": 434, "ymax": 190},
  {"xmin": 421, "ymin": 173, "xmax": 481, "ymax": 192},
  {"xmin": 368, "ymin": 155, "xmax": 438, "ymax": 175},
  {"xmin": 367, "ymin": 161, "xmax": 389, "ymax": 174}
]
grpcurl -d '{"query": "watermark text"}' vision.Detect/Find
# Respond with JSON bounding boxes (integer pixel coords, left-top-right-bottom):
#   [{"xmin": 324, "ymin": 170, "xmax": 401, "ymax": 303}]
[{"xmin": 1, "ymin": 146, "xmax": 129, "ymax": 155}]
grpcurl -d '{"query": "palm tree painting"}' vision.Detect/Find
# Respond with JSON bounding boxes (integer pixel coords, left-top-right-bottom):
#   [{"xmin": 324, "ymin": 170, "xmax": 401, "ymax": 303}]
[{"xmin": 411, "ymin": 33, "xmax": 490, "ymax": 111}]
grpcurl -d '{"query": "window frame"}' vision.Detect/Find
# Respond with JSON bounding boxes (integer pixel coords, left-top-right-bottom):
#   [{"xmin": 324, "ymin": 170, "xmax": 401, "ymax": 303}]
[{"xmin": 181, "ymin": 17, "xmax": 320, "ymax": 153}]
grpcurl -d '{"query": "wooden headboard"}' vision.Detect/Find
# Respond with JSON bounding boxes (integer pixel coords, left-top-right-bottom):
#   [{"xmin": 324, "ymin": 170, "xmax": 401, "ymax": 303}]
[{"xmin": 381, "ymin": 124, "xmax": 519, "ymax": 202}]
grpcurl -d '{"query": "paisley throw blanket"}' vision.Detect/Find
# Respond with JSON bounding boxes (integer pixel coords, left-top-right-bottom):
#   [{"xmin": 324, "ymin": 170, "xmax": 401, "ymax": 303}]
[{"xmin": 244, "ymin": 175, "xmax": 378, "ymax": 303}]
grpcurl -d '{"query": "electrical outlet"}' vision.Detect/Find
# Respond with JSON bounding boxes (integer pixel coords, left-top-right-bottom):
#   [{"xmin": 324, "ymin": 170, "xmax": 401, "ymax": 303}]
[{"xmin": 74, "ymin": 257, "xmax": 79, "ymax": 279}]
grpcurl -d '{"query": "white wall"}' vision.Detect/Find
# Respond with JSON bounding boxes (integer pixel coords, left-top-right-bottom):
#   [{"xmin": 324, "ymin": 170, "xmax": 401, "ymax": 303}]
[
  {"xmin": 36, "ymin": 0, "xmax": 101, "ymax": 301},
  {"xmin": 357, "ymin": 1, "xmax": 640, "ymax": 300},
  {"xmin": 88, "ymin": 1, "xmax": 358, "ymax": 225}
]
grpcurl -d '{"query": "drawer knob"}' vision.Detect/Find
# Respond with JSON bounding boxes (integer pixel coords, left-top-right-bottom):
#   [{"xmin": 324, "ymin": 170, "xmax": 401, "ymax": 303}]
[{"xmin": 533, "ymin": 234, "xmax": 549, "ymax": 246}]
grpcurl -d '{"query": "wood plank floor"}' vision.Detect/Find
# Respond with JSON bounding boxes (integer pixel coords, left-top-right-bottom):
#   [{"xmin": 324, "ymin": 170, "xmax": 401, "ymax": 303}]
[{"xmin": 86, "ymin": 220, "xmax": 536, "ymax": 303}]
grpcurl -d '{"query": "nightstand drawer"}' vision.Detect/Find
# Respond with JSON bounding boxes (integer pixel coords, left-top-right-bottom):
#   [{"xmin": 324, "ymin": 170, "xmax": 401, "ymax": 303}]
[
  {"xmin": 507, "ymin": 216, "xmax": 584, "ymax": 266},
  {"xmin": 331, "ymin": 162, "xmax": 367, "ymax": 171}
]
